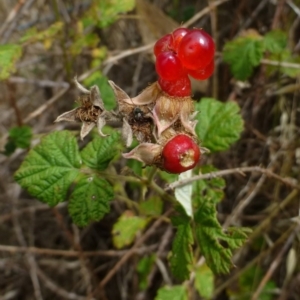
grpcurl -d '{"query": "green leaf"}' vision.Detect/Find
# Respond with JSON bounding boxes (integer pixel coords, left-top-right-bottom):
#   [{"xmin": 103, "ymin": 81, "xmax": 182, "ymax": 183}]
[
  {"xmin": 20, "ymin": 22, "xmax": 63, "ymax": 45},
  {"xmin": 195, "ymin": 98, "xmax": 244, "ymax": 152},
  {"xmin": 0, "ymin": 44, "xmax": 22, "ymax": 79},
  {"xmin": 9, "ymin": 125, "xmax": 32, "ymax": 148},
  {"xmin": 155, "ymin": 285, "xmax": 188, "ymax": 300},
  {"xmin": 195, "ymin": 263, "xmax": 214, "ymax": 299},
  {"xmin": 4, "ymin": 126, "xmax": 32, "ymax": 155},
  {"xmin": 84, "ymin": 0, "xmax": 135, "ymax": 28},
  {"xmin": 83, "ymin": 71, "xmax": 116, "ymax": 110},
  {"xmin": 263, "ymin": 30, "xmax": 287, "ymax": 54},
  {"xmin": 112, "ymin": 211, "xmax": 148, "ymax": 249},
  {"xmin": 14, "ymin": 131, "xmax": 81, "ymax": 206},
  {"xmin": 139, "ymin": 196, "xmax": 163, "ymax": 216},
  {"xmin": 137, "ymin": 254, "xmax": 156, "ymax": 290},
  {"xmin": 169, "ymin": 213, "xmax": 194, "ymax": 281},
  {"xmin": 68, "ymin": 175, "xmax": 113, "ymax": 226},
  {"xmin": 194, "ymin": 201, "xmax": 250, "ymax": 274},
  {"xmin": 80, "ymin": 132, "xmax": 121, "ymax": 170},
  {"xmin": 223, "ymin": 34, "xmax": 264, "ymax": 80},
  {"xmin": 267, "ymin": 50, "xmax": 300, "ymax": 78},
  {"xmin": 193, "ymin": 165, "xmax": 225, "ymax": 210}
]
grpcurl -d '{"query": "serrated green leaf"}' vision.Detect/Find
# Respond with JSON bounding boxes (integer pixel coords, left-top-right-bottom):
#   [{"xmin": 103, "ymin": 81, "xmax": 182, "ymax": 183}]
[
  {"xmin": 195, "ymin": 98, "xmax": 243, "ymax": 152},
  {"xmin": 20, "ymin": 22, "xmax": 63, "ymax": 45},
  {"xmin": 155, "ymin": 285, "xmax": 188, "ymax": 300},
  {"xmin": 263, "ymin": 30, "xmax": 287, "ymax": 54},
  {"xmin": 112, "ymin": 211, "xmax": 148, "ymax": 249},
  {"xmin": 194, "ymin": 202, "xmax": 249, "ymax": 274},
  {"xmin": 223, "ymin": 34, "xmax": 264, "ymax": 80},
  {"xmin": 195, "ymin": 263, "xmax": 214, "ymax": 299},
  {"xmin": 68, "ymin": 175, "xmax": 113, "ymax": 226},
  {"xmin": 193, "ymin": 165, "xmax": 225, "ymax": 210},
  {"xmin": 80, "ymin": 132, "xmax": 121, "ymax": 170},
  {"xmin": 139, "ymin": 196, "xmax": 163, "ymax": 216},
  {"xmin": 169, "ymin": 213, "xmax": 193, "ymax": 281},
  {"xmin": 14, "ymin": 131, "xmax": 81, "ymax": 206},
  {"xmin": 137, "ymin": 254, "xmax": 156, "ymax": 290},
  {"xmin": 0, "ymin": 44, "xmax": 22, "ymax": 79}
]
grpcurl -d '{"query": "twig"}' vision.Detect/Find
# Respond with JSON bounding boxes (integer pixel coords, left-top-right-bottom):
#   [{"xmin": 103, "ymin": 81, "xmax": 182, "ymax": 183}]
[
  {"xmin": 271, "ymin": 0, "xmax": 286, "ymax": 30},
  {"xmin": 261, "ymin": 58, "xmax": 300, "ymax": 69},
  {"xmin": 36, "ymin": 265, "xmax": 91, "ymax": 300},
  {"xmin": 23, "ymin": 87, "xmax": 69, "ymax": 123},
  {"xmin": 96, "ymin": 209, "xmax": 172, "ymax": 290},
  {"xmin": 213, "ymin": 222, "xmax": 298, "ymax": 297},
  {"xmin": 0, "ymin": 244, "xmax": 156, "ymax": 257},
  {"xmin": 223, "ymin": 173, "xmax": 267, "ymax": 228},
  {"xmin": 183, "ymin": 0, "xmax": 231, "ymax": 28},
  {"xmin": 251, "ymin": 230, "xmax": 296, "ymax": 300},
  {"xmin": 166, "ymin": 166, "xmax": 300, "ymax": 191},
  {"xmin": 8, "ymin": 76, "xmax": 70, "ymax": 88}
]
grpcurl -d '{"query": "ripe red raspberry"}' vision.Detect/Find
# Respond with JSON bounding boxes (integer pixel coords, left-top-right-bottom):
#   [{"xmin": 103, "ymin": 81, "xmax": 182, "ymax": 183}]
[
  {"xmin": 158, "ymin": 75, "xmax": 191, "ymax": 97},
  {"xmin": 153, "ymin": 34, "xmax": 173, "ymax": 56},
  {"xmin": 171, "ymin": 28, "xmax": 189, "ymax": 52},
  {"xmin": 162, "ymin": 134, "xmax": 200, "ymax": 174},
  {"xmin": 178, "ymin": 29, "xmax": 215, "ymax": 70},
  {"xmin": 188, "ymin": 59, "xmax": 214, "ymax": 80},
  {"xmin": 155, "ymin": 51, "xmax": 186, "ymax": 81}
]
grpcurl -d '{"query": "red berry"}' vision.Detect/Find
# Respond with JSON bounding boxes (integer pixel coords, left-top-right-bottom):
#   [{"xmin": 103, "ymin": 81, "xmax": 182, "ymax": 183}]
[
  {"xmin": 158, "ymin": 75, "xmax": 191, "ymax": 97},
  {"xmin": 188, "ymin": 59, "xmax": 214, "ymax": 80},
  {"xmin": 162, "ymin": 134, "xmax": 200, "ymax": 174},
  {"xmin": 155, "ymin": 51, "xmax": 186, "ymax": 81},
  {"xmin": 171, "ymin": 28, "xmax": 189, "ymax": 52},
  {"xmin": 178, "ymin": 29, "xmax": 215, "ymax": 70},
  {"xmin": 154, "ymin": 34, "xmax": 173, "ymax": 56}
]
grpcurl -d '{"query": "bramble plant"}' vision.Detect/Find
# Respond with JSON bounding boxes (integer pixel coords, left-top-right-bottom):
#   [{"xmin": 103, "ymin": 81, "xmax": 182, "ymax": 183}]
[{"xmin": 13, "ymin": 26, "xmax": 250, "ymax": 298}]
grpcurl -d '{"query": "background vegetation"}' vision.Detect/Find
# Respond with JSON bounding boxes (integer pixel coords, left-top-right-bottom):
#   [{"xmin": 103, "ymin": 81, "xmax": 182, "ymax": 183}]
[{"xmin": 0, "ymin": 0, "xmax": 300, "ymax": 299}]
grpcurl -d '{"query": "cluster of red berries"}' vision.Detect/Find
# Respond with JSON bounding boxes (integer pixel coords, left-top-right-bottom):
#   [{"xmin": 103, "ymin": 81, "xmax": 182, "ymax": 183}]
[
  {"xmin": 154, "ymin": 28, "xmax": 215, "ymax": 97},
  {"xmin": 153, "ymin": 28, "xmax": 215, "ymax": 173}
]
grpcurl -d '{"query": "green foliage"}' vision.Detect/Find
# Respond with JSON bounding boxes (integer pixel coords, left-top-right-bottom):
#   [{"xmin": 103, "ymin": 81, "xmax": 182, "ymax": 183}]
[
  {"xmin": 223, "ymin": 33, "xmax": 264, "ymax": 80},
  {"xmin": 193, "ymin": 176, "xmax": 250, "ymax": 274},
  {"xmin": 195, "ymin": 263, "xmax": 214, "ymax": 299},
  {"xmin": 80, "ymin": 131, "xmax": 122, "ymax": 170},
  {"xmin": 229, "ymin": 266, "xmax": 276, "ymax": 300},
  {"xmin": 20, "ymin": 22, "xmax": 63, "ymax": 46},
  {"xmin": 0, "ymin": 44, "xmax": 22, "ymax": 79},
  {"xmin": 4, "ymin": 125, "xmax": 32, "ymax": 155},
  {"xmin": 137, "ymin": 254, "xmax": 156, "ymax": 290},
  {"xmin": 263, "ymin": 30, "xmax": 287, "ymax": 54},
  {"xmin": 84, "ymin": 0, "xmax": 135, "ymax": 28},
  {"xmin": 155, "ymin": 285, "xmax": 188, "ymax": 300},
  {"xmin": 14, "ymin": 131, "xmax": 119, "ymax": 225},
  {"xmin": 193, "ymin": 165, "xmax": 225, "ymax": 209},
  {"xmin": 112, "ymin": 211, "xmax": 148, "ymax": 249},
  {"xmin": 14, "ymin": 131, "xmax": 81, "ymax": 206},
  {"xmin": 68, "ymin": 175, "xmax": 114, "ymax": 227},
  {"xmin": 195, "ymin": 206, "xmax": 250, "ymax": 273},
  {"xmin": 169, "ymin": 213, "xmax": 194, "ymax": 281},
  {"xmin": 195, "ymin": 98, "xmax": 244, "ymax": 152},
  {"xmin": 223, "ymin": 30, "xmax": 300, "ymax": 80},
  {"xmin": 139, "ymin": 196, "xmax": 163, "ymax": 216}
]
